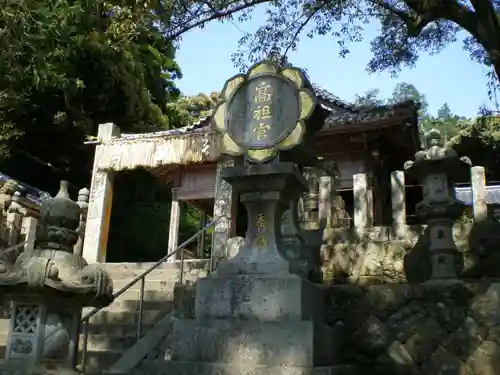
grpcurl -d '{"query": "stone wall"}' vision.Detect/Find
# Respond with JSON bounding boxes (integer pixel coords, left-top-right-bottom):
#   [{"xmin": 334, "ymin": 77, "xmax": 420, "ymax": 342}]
[
  {"xmin": 322, "ymin": 218, "xmax": 500, "ymax": 284},
  {"xmin": 326, "ymin": 281, "xmax": 500, "ymax": 375}
]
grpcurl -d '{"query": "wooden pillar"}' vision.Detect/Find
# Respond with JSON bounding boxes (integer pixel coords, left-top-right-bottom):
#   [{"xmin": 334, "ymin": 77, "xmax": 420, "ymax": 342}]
[
  {"xmin": 167, "ymin": 196, "xmax": 181, "ymax": 263},
  {"xmin": 353, "ymin": 173, "xmax": 373, "ymax": 234},
  {"xmin": 83, "ymin": 123, "xmax": 120, "ymax": 263},
  {"xmin": 211, "ymin": 159, "xmax": 236, "ymax": 264},
  {"xmin": 391, "ymin": 170, "xmax": 406, "ymax": 236},
  {"xmin": 471, "ymin": 166, "xmax": 487, "ymax": 222}
]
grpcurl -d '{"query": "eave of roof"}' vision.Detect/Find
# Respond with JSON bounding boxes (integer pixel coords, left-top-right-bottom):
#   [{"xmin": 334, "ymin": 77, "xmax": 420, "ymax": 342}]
[
  {"xmin": 325, "ymin": 100, "xmax": 419, "ymax": 127},
  {"xmin": 106, "ymin": 90, "xmax": 419, "ymax": 145}
]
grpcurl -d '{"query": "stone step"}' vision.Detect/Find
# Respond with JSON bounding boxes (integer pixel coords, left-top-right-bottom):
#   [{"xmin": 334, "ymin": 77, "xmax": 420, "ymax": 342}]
[
  {"xmin": 103, "ymin": 263, "xmax": 209, "ymax": 282},
  {"xmin": 83, "ymin": 332, "xmax": 143, "ymax": 351},
  {"xmin": 85, "ymin": 308, "xmax": 165, "ymax": 327},
  {"xmin": 111, "ymin": 280, "xmax": 179, "ymax": 293},
  {"xmin": 83, "ymin": 296, "xmax": 175, "ymax": 318},
  {"xmin": 102, "ymin": 260, "xmax": 210, "ymax": 273},
  {"xmin": 139, "ymin": 360, "xmax": 359, "ymax": 375},
  {"xmin": 77, "ymin": 349, "xmax": 123, "ymax": 373}
]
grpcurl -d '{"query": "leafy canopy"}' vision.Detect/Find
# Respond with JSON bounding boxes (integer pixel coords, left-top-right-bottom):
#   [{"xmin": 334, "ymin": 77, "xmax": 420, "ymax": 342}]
[
  {"xmin": 0, "ymin": 0, "xmax": 183, "ymax": 188},
  {"xmin": 166, "ymin": 0, "xmax": 500, "ymax": 98}
]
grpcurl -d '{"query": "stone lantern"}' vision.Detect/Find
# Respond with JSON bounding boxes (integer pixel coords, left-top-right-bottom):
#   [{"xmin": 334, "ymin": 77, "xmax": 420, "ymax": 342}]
[
  {"xmin": 0, "ymin": 181, "xmax": 113, "ymax": 374},
  {"xmin": 404, "ymin": 129, "xmax": 471, "ymax": 280}
]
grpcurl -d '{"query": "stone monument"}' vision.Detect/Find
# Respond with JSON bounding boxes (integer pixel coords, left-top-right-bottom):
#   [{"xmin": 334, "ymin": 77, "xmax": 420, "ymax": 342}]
[
  {"xmin": 161, "ymin": 61, "xmax": 356, "ymax": 375},
  {"xmin": 0, "ymin": 181, "xmax": 113, "ymax": 374},
  {"xmin": 404, "ymin": 129, "xmax": 471, "ymax": 280}
]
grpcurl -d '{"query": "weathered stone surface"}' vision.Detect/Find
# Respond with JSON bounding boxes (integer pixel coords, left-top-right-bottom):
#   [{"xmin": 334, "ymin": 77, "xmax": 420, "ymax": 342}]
[
  {"xmin": 466, "ymin": 340, "xmax": 500, "ymax": 375},
  {"xmin": 404, "ymin": 318, "xmax": 446, "ymax": 364},
  {"xmin": 442, "ymin": 327, "xmax": 482, "ymax": 362},
  {"xmin": 353, "ymin": 316, "xmax": 388, "ymax": 354},
  {"xmin": 171, "ymin": 319, "xmax": 336, "ymax": 367},
  {"xmin": 322, "ymin": 282, "xmax": 500, "ymax": 374},
  {"xmin": 470, "ymin": 283, "xmax": 500, "ymax": 327},
  {"xmin": 420, "ymin": 347, "xmax": 470, "ymax": 375},
  {"xmin": 195, "ymin": 274, "xmax": 323, "ymax": 321}
]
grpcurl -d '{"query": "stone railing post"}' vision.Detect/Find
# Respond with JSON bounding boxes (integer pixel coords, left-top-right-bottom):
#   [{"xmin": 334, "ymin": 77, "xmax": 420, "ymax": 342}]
[
  {"xmin": 353, "ymin": 173, "xmax": 373, "ymax": 233},
  {"xmin": 471, "ymin": 165, "xmax": 487, "ymax": 222},
  {"xmin": 83, "ymin": 123, "xmax": 120, "ymax": 263},
  {"xmin": 20, "ymin": 216, "xmax": 37, "ymax": 257},
  {"xmin": 74, "ymin": 187, "xmax": 89, "ymax": 256},
  {"xmin": 391, "ymin": 170, "xmax": 406, "ymax": 236},
  {"xmin": 5, "ymin": 192, "xmax": 24, "ymax": 248},
  {"xmin": 319, "ymin": 176, "xmax": 332, "ymax": 228}
]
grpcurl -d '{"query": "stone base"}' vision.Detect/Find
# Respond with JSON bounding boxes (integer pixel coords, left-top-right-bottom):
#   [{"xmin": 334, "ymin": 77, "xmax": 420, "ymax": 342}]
[
  {"xmin": 171, "ymin": 319, "xmax": 339, "ymax": 367},
  {"xmin": 140, "ymin": 361, "xmax": 359, "ymax": 375},
  {"xmin": 0, "ymin": 361, "xmax": 79, "ymax": 375},
  {"xmin": 195, "ymin": 274, "xmax": 324, "ymax": 321}
]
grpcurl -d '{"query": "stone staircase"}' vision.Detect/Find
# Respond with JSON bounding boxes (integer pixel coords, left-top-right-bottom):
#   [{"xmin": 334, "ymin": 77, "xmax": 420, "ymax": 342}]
[{"xmin": 0, "ymin": 260, "xmax": 209, "ymax": 372}]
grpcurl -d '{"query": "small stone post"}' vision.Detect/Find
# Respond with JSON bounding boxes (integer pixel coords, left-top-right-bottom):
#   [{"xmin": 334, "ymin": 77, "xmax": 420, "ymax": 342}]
[
  {"xmin": 471, "ymin": 166, "xmax": 487, "ymax": 222},
  {"xmin": 353, "ymin": 173, "xmax": 374, "ymax": 233},
  {"xmin": 74, "ymin": 187, "xmax": 89, "ymax": 256},
  {"xmin": 391, "ymin": 170, "xmax": 406, "ymax": 237},
  {"xmin": 404, "ymin": 129, "xmax": 471, "ymax": 281},
  {"xmin": 20, "ymin": 216, "xmax": 37, "ymax": 257}
]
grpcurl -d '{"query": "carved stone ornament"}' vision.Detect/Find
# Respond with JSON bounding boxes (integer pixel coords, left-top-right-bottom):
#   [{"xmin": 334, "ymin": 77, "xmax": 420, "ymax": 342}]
[
  {"xmin": 404, "ymin": 129, "xmax": 471, "ymax": 280},
  {"xmin": 212, "ymin": 60, "xmax": 316, "ymax": 163},
  {"xmin": 0, "ymin": 181, "xmax": 114, "ymax": 307}
]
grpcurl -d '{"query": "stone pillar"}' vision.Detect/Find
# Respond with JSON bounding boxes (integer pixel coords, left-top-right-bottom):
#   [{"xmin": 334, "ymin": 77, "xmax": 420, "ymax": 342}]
[
  {"xmin": 471, "ymin": 166, "xmax": 487, "ymax": 222},
  {"xmin": 391, "ymin": 170, "xmax": 406, "ymax": 236},
  {"xmin": 211, "ymin": 159, "xmax": 235, "ymax": 264},
  {"xmin": 83, "ymin": 123, "xmax": 120, "ymax": 263},
  {"xmin": 353, "ymin": 173, "xmax": 373, "ymax": 233},
  {"xmin": 167, "ymin": 197, "xmax": 180, "ymax": 263}
]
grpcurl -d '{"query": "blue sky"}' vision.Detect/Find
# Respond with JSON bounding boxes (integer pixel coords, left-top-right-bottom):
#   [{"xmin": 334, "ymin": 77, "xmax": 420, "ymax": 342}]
[{"xmin": 174, "ymin": 10, "xmax": 490, "ymax": 118}]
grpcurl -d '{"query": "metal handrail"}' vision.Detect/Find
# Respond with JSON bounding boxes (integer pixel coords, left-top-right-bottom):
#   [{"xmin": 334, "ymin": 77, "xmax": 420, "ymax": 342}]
[
  {"xmin": 0, "ymin": 241, "xmax": 28, "ymax": 256},
  {"xmin": 78, "ymin": 218, "xmax": 219, "ymax": 373}
]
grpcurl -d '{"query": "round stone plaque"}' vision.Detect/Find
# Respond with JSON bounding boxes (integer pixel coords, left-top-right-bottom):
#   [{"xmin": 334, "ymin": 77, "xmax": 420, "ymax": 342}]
[{"xmin": 226, "ymin": 75, "xmax": 300, "ymax": 149}]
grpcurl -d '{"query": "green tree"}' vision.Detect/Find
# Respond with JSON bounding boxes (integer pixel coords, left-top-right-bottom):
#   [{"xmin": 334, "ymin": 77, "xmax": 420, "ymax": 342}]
[
  {"xmin": 0, "ymin": 0, "xmax": 182, "ymax": 192},
  {"xmin": 388, "ymin": 82, "xmax": 428, "ymax": 116},
  {"xmin": 438, "ymin": 103, "xmax": 453, "ymax": 120},
  {"xmin": 166, "ymin": 1, "xmax": 500, "ymax": 99},
  {"xmin": 354, "ymin": 89, "xmax": 384, "ymax": 107}
]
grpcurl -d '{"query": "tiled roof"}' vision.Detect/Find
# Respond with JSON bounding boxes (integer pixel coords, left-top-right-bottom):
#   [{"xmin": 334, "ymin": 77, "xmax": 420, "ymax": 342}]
[
  {"xmin": 109, "ymin": 89, "xmax": 418, "ymax": 143},
  {"xmin": 325, "ymin": 100, "xmax": 418, "ymax": 126},
  {"xmin": 116, "ymin": 116, "xmax": 211, "ymax": 142},
  {"xmin": 312, "ymin": 84, "xmax": 358, "ymax": 111}
]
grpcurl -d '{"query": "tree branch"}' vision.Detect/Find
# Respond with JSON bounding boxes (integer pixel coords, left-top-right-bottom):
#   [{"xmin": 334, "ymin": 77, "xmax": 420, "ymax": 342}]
[
  {"xmin": 166, "ymin": 0, "xmax": 272, "ymax": 40},
  {"xmin": 282, "ymin": 3, "xmax": 327, "ymax": 59}
]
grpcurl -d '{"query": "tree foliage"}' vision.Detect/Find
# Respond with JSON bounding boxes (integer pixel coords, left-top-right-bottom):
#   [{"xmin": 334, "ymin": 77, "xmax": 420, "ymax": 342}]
[
  {"xmin": 165, "ymin": 0, "xmax": 500, "ymax": 100},
  {"xmin": 168, "ymin": 92, "xmax": 221, "ymax": 126},
  {"xmin": 0, "ymin": 0, "xmax": 182, "ymax": 191}
]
